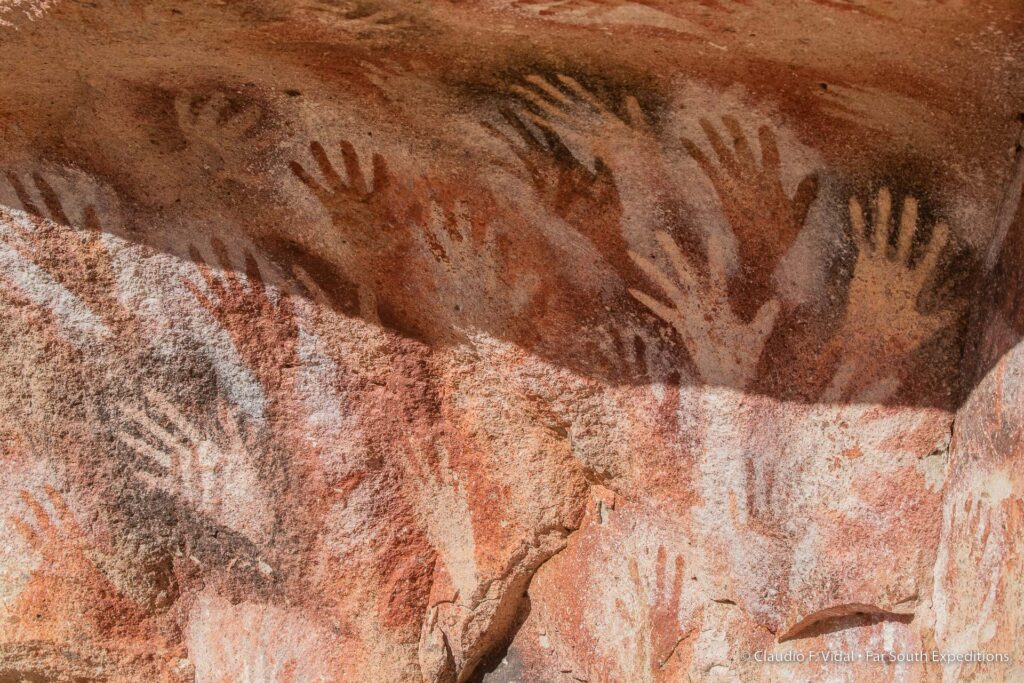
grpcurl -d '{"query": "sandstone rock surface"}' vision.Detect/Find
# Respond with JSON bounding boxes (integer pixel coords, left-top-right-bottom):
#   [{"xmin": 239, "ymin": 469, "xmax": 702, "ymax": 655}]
[{"xmin": 0, "ymin": 1, "xmax": 1022, "ymax": 681}]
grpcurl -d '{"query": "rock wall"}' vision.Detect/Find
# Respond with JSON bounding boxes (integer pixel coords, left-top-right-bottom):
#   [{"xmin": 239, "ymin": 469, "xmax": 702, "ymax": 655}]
[{"xmin": 0, "ymin": 1, "xmax": 1021, "ymax": 681}]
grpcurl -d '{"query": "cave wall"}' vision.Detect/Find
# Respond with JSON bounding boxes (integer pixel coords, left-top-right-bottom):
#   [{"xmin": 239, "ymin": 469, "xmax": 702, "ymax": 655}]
[{"xmin": 0, "ymin": 1, "xmax": 1022, "ymax": 681}]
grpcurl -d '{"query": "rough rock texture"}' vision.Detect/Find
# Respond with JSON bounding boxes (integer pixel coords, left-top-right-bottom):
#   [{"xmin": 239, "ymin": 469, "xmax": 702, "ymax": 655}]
[{"xmin": 0, "ymin": 1, "xmax": 1022, "ymax": 681}]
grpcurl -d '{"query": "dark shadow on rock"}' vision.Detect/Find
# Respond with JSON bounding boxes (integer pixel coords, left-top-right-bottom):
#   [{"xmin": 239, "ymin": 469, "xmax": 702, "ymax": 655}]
[{"xmin": 472, "ymin": 593, "xmax": 532, "ymax": 683}]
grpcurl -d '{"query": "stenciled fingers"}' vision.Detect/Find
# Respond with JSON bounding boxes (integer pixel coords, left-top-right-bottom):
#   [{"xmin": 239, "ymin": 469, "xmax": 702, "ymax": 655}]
[
  {"xmin": 848, "ymin": 196, "xmax": 867, "ymax": 250},
  {"xmin": 916, "ymin": 221, "xmax": 949, "ymax": 283},
  {"xmin": 871, "ymin": 186, "xmax": 892, "ymax": 249},
  {"xmin": 895, "ymin": 196, "xmax": 918, "ymax": 261}
]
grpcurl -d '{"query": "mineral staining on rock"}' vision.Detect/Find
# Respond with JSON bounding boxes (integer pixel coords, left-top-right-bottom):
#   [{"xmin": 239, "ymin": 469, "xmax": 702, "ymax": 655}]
[{"xmin": 0, "ymin": 1, "xmax": 1022, "ymax": 681}]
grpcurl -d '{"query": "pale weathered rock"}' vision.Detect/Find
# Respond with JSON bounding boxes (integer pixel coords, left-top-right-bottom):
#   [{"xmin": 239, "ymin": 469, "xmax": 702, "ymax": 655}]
[{"xmin": 0, "ymin": 1, "xmax": 1022, "ymax": 681}]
